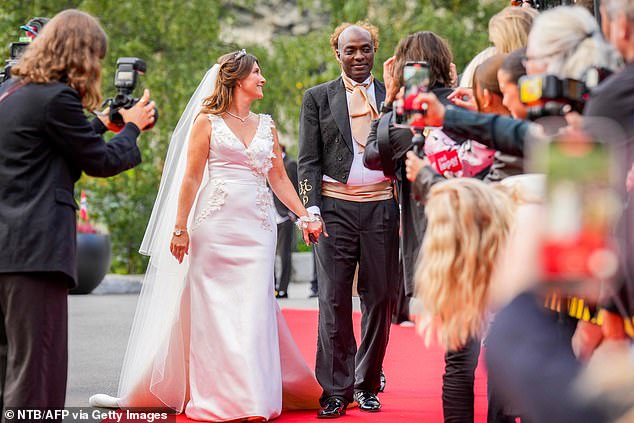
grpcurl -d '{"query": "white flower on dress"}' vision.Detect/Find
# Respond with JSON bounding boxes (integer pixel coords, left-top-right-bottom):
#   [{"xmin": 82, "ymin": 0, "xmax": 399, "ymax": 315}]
[
  {"xmin": 255, "ymin": 185, "xmax": 274, "ymax": 231},
  {"xmin": 192, "ymin": 178, "xmax": 227, "ymax": 228},
  {"xmin": 246, "ymin": 115, "xmax": 276, "ymax": 178}
]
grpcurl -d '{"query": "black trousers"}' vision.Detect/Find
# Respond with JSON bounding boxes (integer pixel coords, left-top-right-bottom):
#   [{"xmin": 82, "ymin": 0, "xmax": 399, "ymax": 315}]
[
  {"xmin": 315, "ymin": 196, "xmax": 399, "ymax": 404},
  {"xmin": 0, "ymin": 272, "xmax": 68, "ymax": 409},
  {"xmin": 310, "ymin": 246, "xmax": 318, "ymax": 294},
  {"xmin": 391, "ymin": 259, "xmax": 410, "ymax": 324},
  {"xmin": 275, "ymin": 219, "xmax": 295, "ymax": 293},
  {"xmin": 443, "ymin": 338, "xmax": 481, "ymax": 423},
  {"xmin": 443, "ymin": 338, "xmax": 517, "ymax": 423}
]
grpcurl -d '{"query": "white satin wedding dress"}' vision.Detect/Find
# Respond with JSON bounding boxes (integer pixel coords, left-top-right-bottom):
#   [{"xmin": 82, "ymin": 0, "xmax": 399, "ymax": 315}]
[{"xmin": 91, "ymin": 113, "xmax": 320, "ymax": 421}]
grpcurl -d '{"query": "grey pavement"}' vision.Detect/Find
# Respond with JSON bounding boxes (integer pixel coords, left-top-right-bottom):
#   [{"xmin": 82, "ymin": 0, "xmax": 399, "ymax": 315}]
[{"xmin": 66, "ymin": 280, "xmax": 331, "ymax": 407}]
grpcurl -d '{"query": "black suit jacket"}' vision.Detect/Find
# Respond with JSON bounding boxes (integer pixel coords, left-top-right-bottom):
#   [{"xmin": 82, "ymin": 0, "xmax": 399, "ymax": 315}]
[
  {"xmin": 273, "ymin": 154, "xmax": 298, "ymax": 218},
  {"xmin": 298, "ymin": 77, "xmax": 385, "ymax": 209},
  {"xmin": 0, "ymin": 80, "xmax": 142, "ymax": 286}
]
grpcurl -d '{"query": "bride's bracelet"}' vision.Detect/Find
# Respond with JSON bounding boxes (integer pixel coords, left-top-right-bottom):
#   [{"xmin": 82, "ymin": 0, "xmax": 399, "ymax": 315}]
[{"xmin": 295, "ymin": 214, "xmax": 320, "ymax": 229}]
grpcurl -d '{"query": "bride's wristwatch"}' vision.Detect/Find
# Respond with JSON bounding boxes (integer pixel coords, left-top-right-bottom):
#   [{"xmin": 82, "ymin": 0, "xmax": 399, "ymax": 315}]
[{"xmin": 173, "ymin": 228, "xmax": 186, "ymax": 236}]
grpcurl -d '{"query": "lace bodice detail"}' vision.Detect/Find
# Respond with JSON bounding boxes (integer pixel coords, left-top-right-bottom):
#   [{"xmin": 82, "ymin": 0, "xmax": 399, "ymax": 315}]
[{"xmin": 192, "ymin": 113, "xmax": 276, "ymax": 231}]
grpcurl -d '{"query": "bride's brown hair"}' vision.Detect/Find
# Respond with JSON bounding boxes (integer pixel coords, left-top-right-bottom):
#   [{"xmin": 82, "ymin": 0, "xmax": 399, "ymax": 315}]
[
  {"xmin": 201, "ymin": 50, "xmax": 259, "ymax": 115},
  {"xmin": 11, "ymin": 9, "xmax": 107, "ymax": 111}
]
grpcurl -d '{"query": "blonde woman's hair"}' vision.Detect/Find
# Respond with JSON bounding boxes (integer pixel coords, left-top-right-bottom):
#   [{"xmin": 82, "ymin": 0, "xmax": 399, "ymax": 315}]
[
  {"xmin": 415, "ymin": 179, "xmax": 515, "ymax": 350},
  {"xmin": 528, "ymin": 6, "xmax": 621, "ymax": 80},
  {"xmin": 201, "ymin": 50, "xmax": 259, "ymax": 115},
  {"xmin": 11, "ymin": 9, "xmax": 107, "ymax": 111},
  {"xmin": 459, "ymin": 47, "xmax": 497, "ymax": 88},
  {"xmin": 489, "ymin": 6, "xmax": 538, "ymax": 54}
]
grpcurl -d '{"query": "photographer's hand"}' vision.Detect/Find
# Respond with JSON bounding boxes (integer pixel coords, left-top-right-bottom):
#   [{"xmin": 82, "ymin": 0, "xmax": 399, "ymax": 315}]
[
  {"xmin": 120, "ymin": 89, "xmax": 156, "ymax": 132},
  {"xmin": 95, "ymin": 107, "xmax": 123, "ymax": 133},
  {"xmin": 383, "ymin": 56, "xmax": 399, "ymax": 103},
  {"xmin": 448, "ymin": 88, "xmax": 477, "ymax": 111},
  {"xmin": 412, "ymin": 92, "xmax": 446, "ymax": 126},
  {"xmin": 405, "ymin": 151, "xmax": 430, "ymax": 182}
]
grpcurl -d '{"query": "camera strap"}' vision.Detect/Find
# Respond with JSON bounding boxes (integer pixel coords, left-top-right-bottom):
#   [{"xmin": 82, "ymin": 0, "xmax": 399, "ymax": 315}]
[
  {"xmin": 377, "ymin": 113, "xmax": 396, "ymax": 178},
  {"xmin": 0, "ymin": 80, "xmax": 25, "ymax": 105}
]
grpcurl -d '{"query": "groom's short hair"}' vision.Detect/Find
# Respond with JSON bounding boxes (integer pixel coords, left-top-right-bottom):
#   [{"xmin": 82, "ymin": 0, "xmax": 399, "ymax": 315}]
[{"xmin": 329, "ymin": 21, "xmax": 380, "ymax": 56}]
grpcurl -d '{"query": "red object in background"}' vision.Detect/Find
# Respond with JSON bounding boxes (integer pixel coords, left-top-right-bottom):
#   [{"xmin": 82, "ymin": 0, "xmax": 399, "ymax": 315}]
[
  {"xmin": 428, "ymin": 149, "xmax": 463, "ymax": 174},
  {"xmin": 541, "ymin": 231, "xmax": 609, "ymax": 280},
  {"xmin": 77, "ymin": 190, "xmax": 97, "ymax": 233},
  {"xmin": 80, "ymin": 190, "xmax": 88, "ymax": 221}
]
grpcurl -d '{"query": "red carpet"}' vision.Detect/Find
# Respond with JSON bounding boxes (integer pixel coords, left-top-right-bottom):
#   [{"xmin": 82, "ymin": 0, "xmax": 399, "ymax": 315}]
[{"xmin": 176, "ymin": 309, "xmax": 488, "ymax": 422}]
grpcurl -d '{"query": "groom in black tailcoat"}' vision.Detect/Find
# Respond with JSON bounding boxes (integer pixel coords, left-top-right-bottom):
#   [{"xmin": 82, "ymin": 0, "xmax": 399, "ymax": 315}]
[{"xmin": 298, "ymin": 22, "xmax": 399, "ymax": 419}]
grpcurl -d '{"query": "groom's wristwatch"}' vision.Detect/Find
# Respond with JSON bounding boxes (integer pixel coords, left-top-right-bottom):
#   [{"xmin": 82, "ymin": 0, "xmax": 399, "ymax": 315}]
[{"xmin": 173, "ymin": 228, "xmax": 186, "ymax": 236}]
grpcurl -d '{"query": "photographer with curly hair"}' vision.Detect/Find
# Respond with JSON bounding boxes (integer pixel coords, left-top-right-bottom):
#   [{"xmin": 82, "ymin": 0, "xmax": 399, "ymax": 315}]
[{"xmin": 0, "ymin": 9, "xmax": 155, "ymax": 410}]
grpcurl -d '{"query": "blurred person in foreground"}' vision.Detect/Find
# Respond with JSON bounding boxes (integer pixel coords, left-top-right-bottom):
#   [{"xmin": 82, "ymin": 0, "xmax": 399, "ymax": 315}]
[
  {"xmin": 476, "ymin": 6, "xmax": 629, "ymax": 423},
  {"xmin": 0, "ymin": 9, "xmax": 155, "ymax": 409},
  {"xmin": 573, "ymin": 0, "xmax": 634, "ymax": 359}
]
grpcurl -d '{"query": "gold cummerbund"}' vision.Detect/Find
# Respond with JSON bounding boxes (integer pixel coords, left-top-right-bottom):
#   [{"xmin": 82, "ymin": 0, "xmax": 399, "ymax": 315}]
[{"xmin": 321, "ymin": 180, "xmax": 393, "ymax": 202}]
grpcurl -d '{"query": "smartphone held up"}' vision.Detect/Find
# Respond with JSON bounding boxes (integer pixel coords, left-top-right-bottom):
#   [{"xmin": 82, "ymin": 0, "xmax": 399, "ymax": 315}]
[{"xmin": 394, "ymin": 61, "xmax": 430, "ymax": 129}]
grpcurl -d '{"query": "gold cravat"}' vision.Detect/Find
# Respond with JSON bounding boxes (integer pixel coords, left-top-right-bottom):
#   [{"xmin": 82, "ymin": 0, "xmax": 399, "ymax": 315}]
[{"xmin": 341, "ymin": 73, "xmax": 378, "ymax": 151}]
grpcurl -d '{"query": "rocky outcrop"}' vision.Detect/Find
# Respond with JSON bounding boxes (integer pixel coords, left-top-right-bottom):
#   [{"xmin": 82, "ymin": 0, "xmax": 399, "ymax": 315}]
[{"xmin": 220, "ymin": 0, "xmax": 330, "ymax": 47}]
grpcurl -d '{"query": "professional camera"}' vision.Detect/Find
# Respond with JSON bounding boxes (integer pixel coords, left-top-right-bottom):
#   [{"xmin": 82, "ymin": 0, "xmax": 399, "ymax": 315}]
[
  {"xmin": 1, "ymin": 17, "xmax": 49, "ymax": 83},
  {"xmin": 519, "ymin": 68, "xmax": 609, "ymax": 120},
  {"xmin": 103, "ymin": 57, "xmax": 158, "ymax": 130},
  {"xmin": 519, "ymin": 74, "xmax": 587, "ymax": 120}
]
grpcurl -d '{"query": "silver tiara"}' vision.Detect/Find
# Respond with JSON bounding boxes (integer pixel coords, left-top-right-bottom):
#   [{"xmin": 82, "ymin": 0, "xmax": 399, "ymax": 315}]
[{"xmin": 235, "ymin": 49, "xmax": 247, "ymax": 59}]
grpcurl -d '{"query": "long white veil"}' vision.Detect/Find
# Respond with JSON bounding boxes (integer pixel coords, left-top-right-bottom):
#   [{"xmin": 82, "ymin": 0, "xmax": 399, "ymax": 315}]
[{"xmin": 115, "ymin": 65, "xmax": 219, "ymax": 411}]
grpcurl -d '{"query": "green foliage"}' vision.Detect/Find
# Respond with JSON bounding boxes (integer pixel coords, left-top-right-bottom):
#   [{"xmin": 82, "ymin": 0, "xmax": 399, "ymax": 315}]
[{"xmin": 1, "ymin": 0, "xmax": 503, "ymax": 274}]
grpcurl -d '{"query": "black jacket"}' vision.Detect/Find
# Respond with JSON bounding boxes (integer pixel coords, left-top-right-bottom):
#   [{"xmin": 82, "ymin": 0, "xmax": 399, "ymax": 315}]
[
  {"xmin": 0, "ymin": 80, "xmax": 142, "ymax": 286},
  {"xmin": 363, "ymin": 86, "xmax": 453, "ymax": 296},
  {"xmin": 298, "ymin": 77, "xmax": 385, "ymax": 209},
  {"xmin": 442, "ymin": 106, "xmax": 529, "ymax": 157}
]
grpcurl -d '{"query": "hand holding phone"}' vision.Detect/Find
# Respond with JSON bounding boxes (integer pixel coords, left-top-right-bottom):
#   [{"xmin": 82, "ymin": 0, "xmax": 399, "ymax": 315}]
[{"xmin": 394, "ymin": 61, "xmax": 430, "ymax": 128}]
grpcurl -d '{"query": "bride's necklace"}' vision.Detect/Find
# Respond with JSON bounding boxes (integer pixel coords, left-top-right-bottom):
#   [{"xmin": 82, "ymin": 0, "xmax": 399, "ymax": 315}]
[{"xmin": 225, "ymin": 110, "xmax": 251, "ymax": 123}]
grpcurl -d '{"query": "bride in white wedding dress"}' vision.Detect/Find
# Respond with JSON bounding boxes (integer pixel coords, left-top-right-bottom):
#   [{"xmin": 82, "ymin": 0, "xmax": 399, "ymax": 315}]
[{"xmin": 90, "ymin": 50, "xmax": 323, "ymax": 421}]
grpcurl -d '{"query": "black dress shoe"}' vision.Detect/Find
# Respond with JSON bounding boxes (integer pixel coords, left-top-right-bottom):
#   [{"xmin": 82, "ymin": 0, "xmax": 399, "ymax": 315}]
[
  {"xmin": 353, "ymin": 391, "xmax": 381, "ymax": 412},
  {"xmin": 379, "ymin": 369, "xmax": 386, "ymax": 392},
  {"xmin": 317, "ymin": 397, "xmax": 347, "ymax": 419}
]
